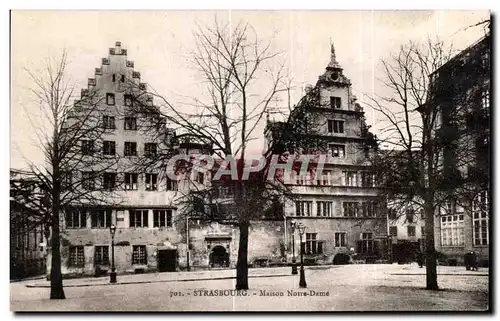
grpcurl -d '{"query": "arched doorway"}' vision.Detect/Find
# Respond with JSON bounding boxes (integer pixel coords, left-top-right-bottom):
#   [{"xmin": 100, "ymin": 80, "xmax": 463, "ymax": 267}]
[{"xmin": 209, "ymin": 245, "xmax": 229, "ymax": 268}]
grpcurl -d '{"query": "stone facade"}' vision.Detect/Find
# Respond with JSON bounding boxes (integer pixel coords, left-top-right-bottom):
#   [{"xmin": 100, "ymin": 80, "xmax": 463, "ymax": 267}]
[
  {"xmin": 267, "ymin": 44, "xmax": 388, "ymax": 264},
  {"xmin": 46, "ymin": 42, "xmax": 390, "ymax": 279}
]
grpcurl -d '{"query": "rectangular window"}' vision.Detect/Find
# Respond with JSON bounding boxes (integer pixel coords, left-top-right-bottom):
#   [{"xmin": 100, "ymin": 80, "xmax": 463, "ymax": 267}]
[
  {"xmin": 316, "ymin": 201, "xmax": 333, "ymax": 217},
  {"xmin": 305, "ymin": 233, "xmax": 323, "ymax": 255},
  {"xmin": 333, "ymin": 120, "xmax": 344, "ymax": 133},
  {"xmin": 482, "ymin": 89, "xmax": 490, "ymax": 110},
  {"xmin": 361, "ymin": 172, "xmax": 375, "ymax": 187},
  {"xmin": 473, "ymin": 191, "xmax": 489, "ymax": 245},
  {"xmin": 153, "ymin": 209, "xmax": 173, "ymax": 228},
  {"xmin": 388, "ymin": 208, "xmax": 397, "ymax": 220},
  {"xmin": 69, "ymin": 246, "xmax": 85, "ymax": 267},
  {"xmin": 91, "ymin": 209, "xmax": 112, "ymax": 228},
  {"xmin": 343, "ymin": 171, "xmax": 358, "ymax": 186},
  {"xmin": 421, "ymin": 226, "xmax": 425, "ymax": 237},
  {"xmin": 195, "ymin": 172, "xmax": 205, "ymax": 184},
  {"xmin": 132, "ymin": 245, "xmax": 147, "ymax": 265},
  {"xmin": 124, "ymin": 117, "xmax": 137, "ymax": 130},
  {"xmin": 102, "ymin": 172, "xmax": 116, "ymax": 190},
  {"xmin": 102, "ymin": 116, "xmax": 116, "ymax": 129},
  {"xmin": 121, "ymin": 75, "xmax": 125, "ymax": 82},
  {"xmin": 106, "ymin": 93, "xmax": 115, "ymax": 106},
  {"xmin": 81, "ymin": 140, "xmax": 94, "ymax": 156},
  {"xmin": 166, "ymin": 177, "xmax": 178, "ymax": 191},
  {"xmin": 124, "ymin": 173, "xmax": 138, "ymax": 190},
  {"xmin": 317, "ymin": 170, "xmax": 333, "ymax": 186},
  {"xmin": 327, "ymin": 120, "xmax": 334, "ymax": 133},
  {"xmin": 362, "ymin": 201, "xmax": 376, "ymax": 217},
  {"xmin": 330, "ymin": 96, "xmax": 341, "ymax": 109},
  {"xmin": 343, "ymin": 202, "xmax": 360, "ymax": 217},
  {"xmin": 103, "ymin": 141, "xmax": 116, "ymax": 155},
  {"xmin": 82, "ymin": 171, "xmax": 95, "ymax": 190},
  {"xmin": 295, "ymin": 201, "xmax": 313, "ymax": 217},
  {"xmin": 145, "ymin": 173, "xmax": 158, "ymax": 191},
  {"xmin": 144, "ymin": 143, "xmax": 157, "ymax": 158},
  {"xmin": 124, "ymin": 94, "xmax": 133, "ymax": 107},
  {"xmin": 66, "ymin": 208, "xmax": 87, "ymax": 228},
  {"xmin": 124, "ymin": 142, "xmax": 137, "ymax": 156},
  {"xmin": 389, "ymin": 226, "xmax": 398, "ymax": 237},
  {"xmin": 61, "ymin": 171, "xmax": 72, "ymax": 189},
  {"xmin": 407, "ymin": 226, "xmax": 416, "ymax": 237},
  {"xmin": 440, "ymin": 214, "xmax": 465, "ymax": 246},
  {"xmin": 360, "ymin": 233, "xmax": 374, "ymax": 254},
  {"xmin": 94, "ymin": 246, "xmax": 109, "ymax": 265},
  {"xmin": 129, "ymin": 210, "xmax": 149, "ymax": 228},
  {"xmin": 406, "ymin": 209, "xmax": 415, "ymax": 223},
  {"xmin": 334, "ymin": 232, "xmax": 347, "ymax": 247},
  {"xmin": 330, "ymin": 144, "xmax": 345, "ymax": 158}
]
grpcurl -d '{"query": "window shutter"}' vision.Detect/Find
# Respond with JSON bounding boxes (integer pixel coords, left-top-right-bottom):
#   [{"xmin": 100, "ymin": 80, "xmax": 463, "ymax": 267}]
[{"xmin": 318, "ymin": 241, "xmax": 323, "ymax": 254}]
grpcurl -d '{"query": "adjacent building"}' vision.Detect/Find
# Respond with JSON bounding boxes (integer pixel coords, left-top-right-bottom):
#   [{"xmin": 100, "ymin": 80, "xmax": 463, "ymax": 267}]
[
  {"xmin": 427, "ymin": 34, "xmax": 490, "ymax": 266},
  {"xmin": 10, "ymin": 169, "xmax": 47, "ymax": 279}
]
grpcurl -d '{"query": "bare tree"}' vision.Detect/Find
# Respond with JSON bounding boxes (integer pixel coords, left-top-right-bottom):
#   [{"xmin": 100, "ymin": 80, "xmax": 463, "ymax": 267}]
[
  {"xmin": 123, "ymin": 17, "xmax": 340, "ymax": 290},
  {"xmin": 367, "ymin": 33, "xmax": 490, "ymax": 290},
  {"xmin": 12, "ymin": 52, "xmax": 122, "ymax": 299}
]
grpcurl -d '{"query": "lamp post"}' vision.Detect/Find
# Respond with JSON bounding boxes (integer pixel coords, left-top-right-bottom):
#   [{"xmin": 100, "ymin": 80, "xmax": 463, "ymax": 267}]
[
  {"xmin": 109, "ymin": 224, "xmax": 117, "ymax": 283},
  {"xmin": 290, "ymin": 220, "xmax": 298, "ymax": 275},
  {"xmin": 297, "ymin": 223, "xmax": 307, "ymax": 288}
]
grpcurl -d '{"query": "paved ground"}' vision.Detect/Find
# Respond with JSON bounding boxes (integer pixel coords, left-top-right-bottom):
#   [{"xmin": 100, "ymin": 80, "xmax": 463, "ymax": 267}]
[{"xmin": 10, "ymin": 264, "xmax": 489, "ymax": 312}]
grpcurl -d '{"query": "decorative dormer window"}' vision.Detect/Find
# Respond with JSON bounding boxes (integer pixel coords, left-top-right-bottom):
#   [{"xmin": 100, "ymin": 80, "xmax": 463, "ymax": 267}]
[
  {"xmin": 132, "ymin": 71, "xmax": 141, "ymax": 79},
  {"xmin": 122, "ymin": 49, "xmax": 127, "ymax": 55},
  {"xmin": 139, "ymin": 83, "xmax": 147, "ymax": 90},
  {"xmin": 330, "ymin": 96, "xmax": 341, "ymax": 109},
  {"xmin": 109, "ymin": 48, "xmax": 115, "ymax": 55},
  {"xmin": 95, "ymin": 68, "xmax": 102, "ymax": 75},
  {"xmin": 88, "ymin": 78, "xmax": 96, "ymax": 86},
  {"xmin": 126, "ymin": 61, "xmax": 134, "ymax": 68},
  {"xmin": 102, "ymin": 58, "xmax": 110, "ymax": 65}
]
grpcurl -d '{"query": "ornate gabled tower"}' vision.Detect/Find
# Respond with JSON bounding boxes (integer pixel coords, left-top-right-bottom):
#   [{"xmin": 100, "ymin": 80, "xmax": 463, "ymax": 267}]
[{"xmin": 317, "ymin": 42, "xmax": 351, "ymax": 87}]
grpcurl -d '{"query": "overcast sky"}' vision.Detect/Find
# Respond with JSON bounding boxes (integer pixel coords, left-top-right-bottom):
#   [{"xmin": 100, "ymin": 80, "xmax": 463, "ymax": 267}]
[{"xmin": 11, "ymin": 10, "xmax": 490, "ymax": 169}]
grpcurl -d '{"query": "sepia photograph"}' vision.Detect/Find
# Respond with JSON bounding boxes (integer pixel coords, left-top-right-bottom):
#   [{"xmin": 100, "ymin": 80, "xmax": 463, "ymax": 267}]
[{"xmin": 9, "ymin": 9, "xmax": 491, "ymax": 312}]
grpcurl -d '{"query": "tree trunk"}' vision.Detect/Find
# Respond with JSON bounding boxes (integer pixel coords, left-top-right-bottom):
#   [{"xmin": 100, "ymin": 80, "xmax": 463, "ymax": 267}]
[
  {"xmin": 49, "ymin": 205, "xmax": 65, "ymax": 299},
  {"xmin": 424, "ymin": 197, "xmax": 439, "ymax": 291},
  {"xmin": 236, "ymin": 221, "xmax": 249, "ymax": 290}
]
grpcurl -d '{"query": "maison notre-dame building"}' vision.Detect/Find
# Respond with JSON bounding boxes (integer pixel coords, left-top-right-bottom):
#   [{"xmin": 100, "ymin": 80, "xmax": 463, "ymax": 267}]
[{"xmin": 40, "ymin": 42, "xmax": 391, "ymax": 278}]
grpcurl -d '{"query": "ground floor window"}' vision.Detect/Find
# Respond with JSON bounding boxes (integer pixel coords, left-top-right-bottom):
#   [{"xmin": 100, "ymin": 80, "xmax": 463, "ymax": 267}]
[
  {"xmin": 305, "ymin": 233, "xmax": 323, "ymax": 254},
  {"xmin": 473, "ymin": 191, "xmax": 489, "ymax": 246},
  {"xmin": 153, "ymin": 209, "xmax": 173, "ymax": 228},
  {"xmin": 132, "ymin": 245, "xmax": 147, "ymax": 265},
  {"xmin": 359, "ymin": 233, "xmax": 375, "ymax": 254},
  {"xmin": 334, "ymin": 232, "xmax": 346, "ymax": 247},
  {"xmin": 441, "ymin": 214, "xmax": 464, "ymax": 246},
  {"xmin": 94, "ymin": 246, "xmax": 109, "ymax": 265},
  {"xmin": 69, "ymin": 246, "xmax": 85, "ymax": 267},
  {"xmin": 473, "ymin": 213, "xmax": 488, "ymax": 246}
]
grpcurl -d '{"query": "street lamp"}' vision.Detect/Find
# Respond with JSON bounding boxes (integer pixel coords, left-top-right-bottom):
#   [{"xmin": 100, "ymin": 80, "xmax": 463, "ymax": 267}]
[
  {"xmin": 297, "ymin": 222, "xmax": 307, "ymax": 288},
  {"xmin": 109, "ymin": 224, "xmax": 117, "ymax": 284},
  {"xmin": 290, "ymin": 221, "xmax": 298, "ymax": 275}
]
